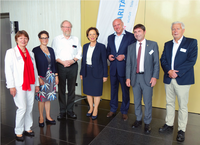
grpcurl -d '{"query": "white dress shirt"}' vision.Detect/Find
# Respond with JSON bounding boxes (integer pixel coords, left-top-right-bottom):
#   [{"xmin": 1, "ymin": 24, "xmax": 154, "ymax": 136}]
[
  {"xmin": 86, "ymin": 45, "xmax": 95, "ymax": 65},
  {"xmin": 51, "ymin": 34, "xmax": 82, "ymax": 61},
  {"xmin": 114, "ymin": 30, "xmax": 125, "ymax": 52},
  {"xmin": 171, "ymin": 36, "xmax": 183, "ymax": 70},
  {"xmin": 136, "ymin": 39, "xmax": 146, "ymax": 73}
]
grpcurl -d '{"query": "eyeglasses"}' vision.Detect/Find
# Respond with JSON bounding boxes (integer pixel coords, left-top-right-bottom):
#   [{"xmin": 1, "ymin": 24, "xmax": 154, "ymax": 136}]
[
  {"xmin": 40, "ymin": 37, "xmax": 49, "ymax": 40},
  {"xmin": 62, "ymin": 26, "xmax": 72, "ymax": 29}
]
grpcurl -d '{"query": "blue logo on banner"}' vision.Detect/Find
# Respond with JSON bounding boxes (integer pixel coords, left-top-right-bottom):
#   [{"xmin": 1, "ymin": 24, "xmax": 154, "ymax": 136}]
[{"xmin": 117, "ymin": 0, "xmax": 125, "ymax": 19}]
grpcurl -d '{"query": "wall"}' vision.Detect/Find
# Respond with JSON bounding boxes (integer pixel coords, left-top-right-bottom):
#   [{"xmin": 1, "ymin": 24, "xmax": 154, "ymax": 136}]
[
  {"xmin": 81, "ymin": 0, "xmax": 200, "ymax": 113},
  {"xmin": 0, "ymin": 0, "xmax": 82, "ymax": 95}
]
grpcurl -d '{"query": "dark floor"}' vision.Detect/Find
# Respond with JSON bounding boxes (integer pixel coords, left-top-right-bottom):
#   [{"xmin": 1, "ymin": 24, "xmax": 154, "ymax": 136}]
[{"xmin": 1, "ymin": 81, "xmax": 200, "ymax": 145}]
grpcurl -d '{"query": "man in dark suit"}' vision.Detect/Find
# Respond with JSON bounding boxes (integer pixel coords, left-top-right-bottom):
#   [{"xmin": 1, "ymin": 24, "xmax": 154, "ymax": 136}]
[
  {"xmin": 106, "ymin": 19, "xmax": 136, "ymax": 121},
  {"xmin": 159, "ymin": 21, "xmax": 198, "ymax": 142},
  {"xmin": 126, "ymin": 24, "xmax": 159, "ymax": 133}
]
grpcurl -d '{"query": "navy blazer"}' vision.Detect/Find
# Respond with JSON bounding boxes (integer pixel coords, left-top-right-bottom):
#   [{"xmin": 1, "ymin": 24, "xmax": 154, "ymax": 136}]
[
  {"xmin": 160, "ymin": 36, "xmax": 198, "ymax": 85},
  {"xmin": 80, "ymin": 42, "xmax": 108, "ymax": 78},
  {"xmin": 32, "ymin": 46, "xmax": 57, "ymax": 77},
  {"xmin": 107, "ymin": 30, "xmax": 136, "ymax": 77}
]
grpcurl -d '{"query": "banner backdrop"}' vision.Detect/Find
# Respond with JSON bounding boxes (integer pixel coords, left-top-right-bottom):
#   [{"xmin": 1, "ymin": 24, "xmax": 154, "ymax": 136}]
[{"xmin": 96, "ymin": 0, "xmax": 139, "ymax": 45}]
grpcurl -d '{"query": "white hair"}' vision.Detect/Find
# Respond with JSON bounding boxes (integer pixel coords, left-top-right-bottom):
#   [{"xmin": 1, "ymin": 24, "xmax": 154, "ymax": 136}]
[
  {"xmin": 60, "ymin": 20, "xmax": 72, "ymax": 28},
  {"xmin": 171, "ymin": 21, "xmax": 185, "ymax": 29}
]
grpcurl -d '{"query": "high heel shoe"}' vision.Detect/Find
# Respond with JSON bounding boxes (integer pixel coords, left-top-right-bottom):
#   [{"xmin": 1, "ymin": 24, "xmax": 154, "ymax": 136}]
[
  {"xmin": 86, "ymin": 112, "xmax": 93, "ymax": 117},
  {"xmin": 46, "ymin": 118, "xmax": 56, "ymax": 125},
  {"xmin": 92, "ymin": 114, "xmax": 98, "ymax": 120},
  {"xmin": 39, "ymin": 117, "xmax": 44, "ymax": 127}
]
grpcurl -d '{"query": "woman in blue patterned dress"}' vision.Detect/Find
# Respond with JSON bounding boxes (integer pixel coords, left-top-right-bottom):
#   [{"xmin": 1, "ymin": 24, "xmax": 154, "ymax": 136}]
[{"xmin": 33, "ymin": 30, "xmax": 59, "ymax": 127}]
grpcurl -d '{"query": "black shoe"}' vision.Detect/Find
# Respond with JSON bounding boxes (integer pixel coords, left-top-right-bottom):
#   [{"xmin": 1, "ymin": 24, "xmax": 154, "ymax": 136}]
[
  {"xmin": 57, "ymin": 113, "xmax": 66, "ymax": 120},
  {"xmin": 159, "ymin": 124, "xmax": 173, "ymax": 132},
  {"xmin": 92, "ymin": 114, "xmax": 98, "ymax": 120},
  {"xmin": 39, "ymin": 122, "xmax": 45, "ymax": 127},
  {"xmin": 46, "ymin": 118, "xmax": 56, "ymax": 125},
  {"xmin": 176, "ymin": 130, "xmax": 185, "ymax": 142},
  {"xmin": 67, "ymin": 111, "xmax": 77, "ymax": 119},
  {"xmin": 23, "ymin": 131, "xmax": 35, "ymax": 136},
  {"xmin": 15, "ymin": 134, "xmax": 24, "ymax": 141},
  {"xmin": 132, "ymin": 120, "xmax": 142, "ymax": 128},
  {"xmin": 39, "ymin": 117, "xmax": 45, "ymax": 127},
  {"xmin": 144, "ymin": 124, "xmax": 151, "ymax": 133},
  {"xmin": 86, "ymin": 112, "xmax": 93, "ymax": 117}
]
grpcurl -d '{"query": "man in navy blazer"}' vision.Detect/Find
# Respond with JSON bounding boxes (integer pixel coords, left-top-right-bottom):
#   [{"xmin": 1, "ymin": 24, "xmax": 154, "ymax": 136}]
[
  {"xmin": 106, "ymin": 19, "xmax": 136, "ymax": 121},
  {"xmin": 159, "ymin": 21, "xmax": 198, "ymax": 142}
]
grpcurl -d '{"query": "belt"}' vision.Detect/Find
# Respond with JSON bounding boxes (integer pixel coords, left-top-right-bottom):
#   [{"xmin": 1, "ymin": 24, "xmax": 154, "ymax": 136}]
[
  {"xmin": 57, "ymin": 62, "xmax": 77, "ymax": 66},
  {"xmin": 136, "ymin": 72, "xmax": 144, "ymax": 74}
]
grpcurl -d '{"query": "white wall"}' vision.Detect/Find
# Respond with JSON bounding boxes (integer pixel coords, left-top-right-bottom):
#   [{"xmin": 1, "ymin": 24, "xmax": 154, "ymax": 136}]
[{"xmin": 1, "ymin": 0, "xmax": 82, "ymax": 95}]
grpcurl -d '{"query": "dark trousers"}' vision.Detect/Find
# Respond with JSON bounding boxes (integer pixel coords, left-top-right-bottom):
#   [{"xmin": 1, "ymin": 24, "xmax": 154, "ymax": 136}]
[
  {"xmin": 110, "ymin": 70, "xmax": 130, "ymax": 114},
  {"xmin": 57, "ymin": 62, "xmax": 78, "ymax": 114}
]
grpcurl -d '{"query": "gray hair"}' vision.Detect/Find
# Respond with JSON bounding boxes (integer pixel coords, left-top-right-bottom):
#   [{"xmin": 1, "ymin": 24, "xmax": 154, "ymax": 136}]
[
  {"xmin": 171, "ymin": 21, "xmax": 185, "ymax": 29},
  {"xmin": 60, "ymin": 20, "xmax": 73, "ymax": 28}
]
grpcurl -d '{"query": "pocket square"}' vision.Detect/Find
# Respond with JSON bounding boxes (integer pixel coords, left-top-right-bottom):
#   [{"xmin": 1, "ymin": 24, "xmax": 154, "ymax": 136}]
[
  {"xmin": 180, "ymin": 48, "xmax": 186, "ymax": 53},
  {"xmin": 149, "ymin": 50, "xmax": 154, "ymax": 55}
]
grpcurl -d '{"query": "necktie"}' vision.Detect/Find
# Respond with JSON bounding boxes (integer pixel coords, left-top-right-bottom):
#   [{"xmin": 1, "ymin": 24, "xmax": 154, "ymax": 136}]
[{"xmin": 136, "ymin": 43, "xmax": 142, "ymax": 73}]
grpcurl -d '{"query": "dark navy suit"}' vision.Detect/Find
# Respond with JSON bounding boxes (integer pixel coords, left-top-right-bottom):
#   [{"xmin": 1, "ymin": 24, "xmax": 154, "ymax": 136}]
[
  {"xmin": 107, "ymin": 30, "xmax": 136, "ymax": 114},
  {"xmin": 80, "ymin": 42, "xmax": 108, "ymax": 78},
  {"xmin": 161, "ymin": 36, "xmax": 197, "ymax": 85}
]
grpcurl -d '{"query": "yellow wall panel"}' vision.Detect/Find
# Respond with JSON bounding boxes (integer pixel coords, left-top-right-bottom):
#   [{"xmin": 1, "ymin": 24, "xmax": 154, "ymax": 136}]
[{"xmin": 81, "ymin": 0, "xmax": 200, "ymax": 113}]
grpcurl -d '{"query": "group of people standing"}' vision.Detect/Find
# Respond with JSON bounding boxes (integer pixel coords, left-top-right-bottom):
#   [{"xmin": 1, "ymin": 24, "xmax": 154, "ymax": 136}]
[{"xmin": 4, "ymin": 19, "xmax": 197, "ymax": 143}]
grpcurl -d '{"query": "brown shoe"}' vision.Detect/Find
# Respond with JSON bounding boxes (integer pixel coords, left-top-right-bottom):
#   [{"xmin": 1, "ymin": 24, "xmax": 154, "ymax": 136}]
[
  {"xmin": 122, "ymin": 114, "xmax": 128, "ymax": 121},
  {"xmin": 107, "ymin": 111, "xmax": 115, "ymax": 117}
]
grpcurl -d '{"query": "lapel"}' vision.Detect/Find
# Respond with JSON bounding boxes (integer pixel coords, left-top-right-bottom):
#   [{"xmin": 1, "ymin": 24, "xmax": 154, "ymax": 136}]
[
  {"xmin": 174, "ymin": 36, "xmax": 186, "ymax": 60},
  {"xmin": 133, "ymin": 43, "xmax": 137, "ymax": 62},
  {"xmin": 84, "ymin": 43, "xmax": 90, "ymax": 58},
  {"xmin": 118, "ymin": 31, "xmax": 126, "ymax": 52},
  {"xmin": 168, "ymin": 40, "xmax": 173, "ymax": 65},
  {"xmin": 13, "ymin": 46, "xmax": 24, "ymax": 64},
  {"xmin": 144, "ymin": 40, "xmax": 149, "ymax": 66},
  {"xmin": 91, "ymin": 42, "xmax": 99, "ymax": 63},
  {"xmin": 110, "ymin": 34, "xmax": 116, "ymax": 54}
]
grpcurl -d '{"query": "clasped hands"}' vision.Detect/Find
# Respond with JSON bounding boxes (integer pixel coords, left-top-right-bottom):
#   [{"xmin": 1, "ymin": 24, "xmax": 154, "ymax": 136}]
[
  {"xmin": 63, "ymin": 60, "xmax": 75, "ymax": 67},
  {"xmin": 168, "ymin": 70, "xmax": 179, "ymax": 79},
  {"xmin": 108, "ymin": 54, "xmax": 125, "ymax": 61}
]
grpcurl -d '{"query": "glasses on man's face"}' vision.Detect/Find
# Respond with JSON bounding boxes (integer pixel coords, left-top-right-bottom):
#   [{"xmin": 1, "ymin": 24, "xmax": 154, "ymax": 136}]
[
  {"xmin": 62, "ymin": 26, "xmax": 71, "ymax": 29},
  {"xmin": 40, "ymin": 37, "xmax": 49, "ymax": 40}
]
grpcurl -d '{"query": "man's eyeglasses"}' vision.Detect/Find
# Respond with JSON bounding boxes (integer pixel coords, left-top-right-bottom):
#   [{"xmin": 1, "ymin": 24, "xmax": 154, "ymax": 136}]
[{"xmin": 62, "ymin": 26, "xmax": 72, "ymax": 29}]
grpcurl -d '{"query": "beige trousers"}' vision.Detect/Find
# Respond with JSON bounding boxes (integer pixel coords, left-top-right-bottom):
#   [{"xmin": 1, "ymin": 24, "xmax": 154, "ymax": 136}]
[{"xmin": 165, "ymin": 79, "xmax": 191, "ymax": 132}]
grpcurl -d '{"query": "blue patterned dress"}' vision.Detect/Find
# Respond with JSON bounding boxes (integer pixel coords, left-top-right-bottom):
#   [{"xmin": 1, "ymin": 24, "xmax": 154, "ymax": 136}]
[{"xmin": 35, "ymin": 53, "xmax": 57, "ymax": 102}]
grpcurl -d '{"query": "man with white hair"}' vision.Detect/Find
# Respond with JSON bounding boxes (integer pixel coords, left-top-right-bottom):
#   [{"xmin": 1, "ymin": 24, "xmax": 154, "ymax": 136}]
[
  {"xmin": 159, "ymin": 21, "xmax": 198, "ymax": 142},
  {"xmin": 52, "ymin": 20, "xmax": 82, "ymax": 120}
]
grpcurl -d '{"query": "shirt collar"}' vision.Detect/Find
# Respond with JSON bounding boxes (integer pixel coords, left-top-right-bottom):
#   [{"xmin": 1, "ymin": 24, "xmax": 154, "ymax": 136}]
[
  {"xmin": 61, "ymin": 34, "xmax": 72, "ymax": 40},
  {"xmin": 114, "ymin": 30, "xmax": 126, "ymax": 36},
  {"xmin": 173, "ymin": 36, "xmax": 183, "ymax": 44},
  {"xmin": 136, "ymin": 38, "xmax": 146, "ymax": 45}
]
